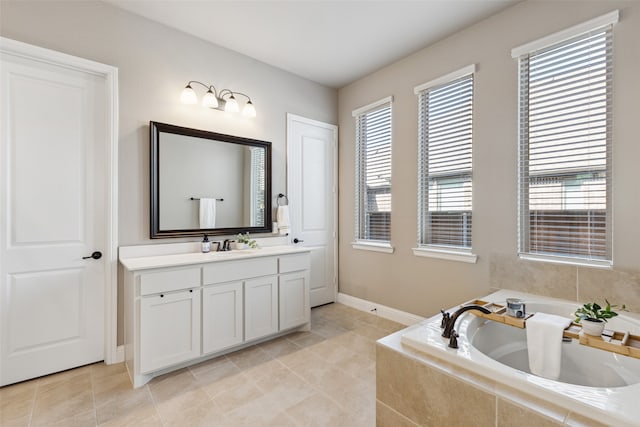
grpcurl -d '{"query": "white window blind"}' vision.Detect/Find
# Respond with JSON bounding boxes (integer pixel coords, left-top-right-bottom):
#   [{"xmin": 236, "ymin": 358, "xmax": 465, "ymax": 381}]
[
  {"xmin": 517, "ymin": 26, "xmax": 613, "ymax": 263},
  {"xmin": 249, "ymin": 146, "xmax": 265, "ymax": 227},
  {"xmin": 354, "ymin": 99, "xmax": 392, "ymax": 242},
  {"xmin": 417, "ymin": 73, "xmax": 473, "ymax": 249}
]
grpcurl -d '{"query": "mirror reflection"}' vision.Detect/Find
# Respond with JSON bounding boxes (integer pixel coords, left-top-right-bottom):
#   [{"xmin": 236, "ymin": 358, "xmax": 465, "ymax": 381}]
[{"xmin": 150, "ymin": 122, "xmax": 272, "ymax": 238}]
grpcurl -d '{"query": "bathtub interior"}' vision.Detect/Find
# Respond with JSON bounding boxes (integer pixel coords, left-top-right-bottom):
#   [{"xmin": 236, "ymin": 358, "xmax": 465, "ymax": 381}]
[{"xmin": 467, "ymin": 316, "xmax": 640, "ymax": 387}]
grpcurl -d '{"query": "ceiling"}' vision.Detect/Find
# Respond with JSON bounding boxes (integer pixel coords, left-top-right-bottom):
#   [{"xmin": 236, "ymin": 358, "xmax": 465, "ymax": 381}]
[{"xmin": 106, "ymin": 0, "xmax": 520, "ymax": 88}]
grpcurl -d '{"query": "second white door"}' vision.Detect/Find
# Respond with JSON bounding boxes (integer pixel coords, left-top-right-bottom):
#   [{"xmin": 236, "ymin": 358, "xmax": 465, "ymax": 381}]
[{"xmin": 287, "ymin": 114, "xmax": 337, "ymax": 307}]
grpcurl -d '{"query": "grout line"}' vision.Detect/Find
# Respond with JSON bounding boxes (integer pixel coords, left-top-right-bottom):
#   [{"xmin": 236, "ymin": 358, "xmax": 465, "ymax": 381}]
[{"xmin": 28, "ymin": 379, "xmax": 40, "ymax": 427}]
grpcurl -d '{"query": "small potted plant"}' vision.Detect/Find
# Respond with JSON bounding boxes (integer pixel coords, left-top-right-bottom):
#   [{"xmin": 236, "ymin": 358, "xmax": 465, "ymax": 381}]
[
  {"xmin": 234, "ymin": 233, "xmax": 258, "ymax": 250},
  {"xmin": 574, "ymin": 300, "xmax": 626, "ymax": 336}
]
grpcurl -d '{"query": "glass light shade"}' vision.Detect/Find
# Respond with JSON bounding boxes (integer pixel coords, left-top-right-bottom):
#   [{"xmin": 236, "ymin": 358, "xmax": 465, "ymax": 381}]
[
  {"xmin": 242, "ymin": 101, "xmax": 256, "ymax": 118},
  {"xmin": 224, "ymin": 95, "xmax": 239, "ymax": 113},
  {"xmin": 202, "ymin": 90, "xmax": 219, "ymax": 108},
  {"xmin": 180, "ymin": 85, "xmax": 198, "ymax": 104}
]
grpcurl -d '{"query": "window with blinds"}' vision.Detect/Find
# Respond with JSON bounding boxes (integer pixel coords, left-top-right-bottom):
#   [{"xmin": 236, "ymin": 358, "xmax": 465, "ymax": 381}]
[
  {"xmin": 417, "ymin": 71, "xmax": 473, "ymax": 249},
  {"xmin": 516, "ymin": 25, "xmax": 613, "ymax": 263},
  {"xmin": 354, "ymin": 98, "xmax": 392, "ymax": 242},
  {"xmin": 250, "ymin": 146, "xmax": 265, "ymax": 227}
]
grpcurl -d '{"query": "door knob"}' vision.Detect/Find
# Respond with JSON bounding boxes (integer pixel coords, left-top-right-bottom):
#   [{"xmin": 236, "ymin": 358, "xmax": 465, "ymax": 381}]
[
  {"xmin": 82, "ymin": 251, "xmax": 102, "ymax": 260},
  {"xmin": 293, "ymin": 238, "xmax": 304, "ymax": 244}
]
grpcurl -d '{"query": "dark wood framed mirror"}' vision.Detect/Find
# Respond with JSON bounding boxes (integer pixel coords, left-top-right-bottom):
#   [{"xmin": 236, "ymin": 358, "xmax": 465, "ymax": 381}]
[{"xmin": 150, "ymin": 121, "xmax": 272, "ymax": 238}]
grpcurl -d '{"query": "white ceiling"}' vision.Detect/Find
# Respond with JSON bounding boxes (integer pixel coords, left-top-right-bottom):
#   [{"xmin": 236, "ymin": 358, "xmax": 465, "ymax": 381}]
[{"xmin": 107, "ymin": 0, "xmax": 520, "ymax": 88}]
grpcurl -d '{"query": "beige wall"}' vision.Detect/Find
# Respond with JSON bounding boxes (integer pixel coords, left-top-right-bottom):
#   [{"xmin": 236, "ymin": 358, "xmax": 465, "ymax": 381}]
[
  {"xmin": 0, "ymin": 0, "xmax": 337, "ymax": 344},
  {"xmin": 338, "ymin": 1, "xmax": 640, "ymax": 317}
]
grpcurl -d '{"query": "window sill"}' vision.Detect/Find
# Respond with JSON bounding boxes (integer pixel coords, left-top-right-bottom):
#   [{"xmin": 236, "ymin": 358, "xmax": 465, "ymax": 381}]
[
  {"xmin": 412, "ymin": 247, "xmax": 478, "ymax": 264},
  {"xmin": 351, "ymin": 241, "xmax": 395, "ymax": 254},
  {"xmin": 518, "ymin": 253, "xmax": 612, "ymax": 269}
]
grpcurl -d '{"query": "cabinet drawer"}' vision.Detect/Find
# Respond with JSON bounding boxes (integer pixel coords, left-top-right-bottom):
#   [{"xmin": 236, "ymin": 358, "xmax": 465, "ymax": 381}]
[
  {"xmin": 279, "ymin": 253, "xmax": 311, "ymax": 274},
  {"xmin": 139, "ymin": 267, "xmax": 201, "ymax": 296},
  {"xmin": 203, "ymin": 257, "xmax": 277, "ymax": 285}
]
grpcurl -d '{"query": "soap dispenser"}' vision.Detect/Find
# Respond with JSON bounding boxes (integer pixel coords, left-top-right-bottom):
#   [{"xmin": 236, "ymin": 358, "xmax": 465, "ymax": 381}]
[{"xmin": 201, "ymin": 234, "xmax": 211, "ymax": 253}]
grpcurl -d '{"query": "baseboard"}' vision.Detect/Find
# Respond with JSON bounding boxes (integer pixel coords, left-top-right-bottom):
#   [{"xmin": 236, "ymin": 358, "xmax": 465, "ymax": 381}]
[{"xmin": 337, "ymin": 293, "xmax": 424, "ymax": 326}]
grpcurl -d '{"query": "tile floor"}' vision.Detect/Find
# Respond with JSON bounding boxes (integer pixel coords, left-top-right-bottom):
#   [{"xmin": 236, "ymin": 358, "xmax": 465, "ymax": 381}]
[{"xmin": 1, "ymin": 303, "xmax": 405, "ymax": 427}]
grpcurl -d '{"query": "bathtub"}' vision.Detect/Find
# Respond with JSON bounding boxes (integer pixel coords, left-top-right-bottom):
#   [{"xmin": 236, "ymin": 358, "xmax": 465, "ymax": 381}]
[{"xmin": 401, "ymin": 290, "xmax": 640, "ymax": 426}]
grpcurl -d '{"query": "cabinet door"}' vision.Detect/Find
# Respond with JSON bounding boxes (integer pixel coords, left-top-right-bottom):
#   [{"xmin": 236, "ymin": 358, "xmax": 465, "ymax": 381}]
[
  {"xmin": 279, "ymin": 271, "xmax": 310, "ymax": 330},
  {"xmin": 202, "ymin": 282, "xmax": 243, "ymax": 354},
  {"xmin": 244, "ymin": 275, "xmax": 278, "ymax": 341},
  {"xmin": 140, "ymin": 289, "xmax": 201, "ymax": 373}
]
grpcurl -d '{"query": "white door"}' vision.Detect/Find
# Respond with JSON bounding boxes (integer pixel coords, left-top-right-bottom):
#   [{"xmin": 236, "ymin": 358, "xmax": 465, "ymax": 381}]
[
  {"xmin": 0, "ymin": 43, "xmax": 111, "ymax": 386},
  {"xmin": 287, "ymin": 114, "xmax": 337, "ymax": 307}
]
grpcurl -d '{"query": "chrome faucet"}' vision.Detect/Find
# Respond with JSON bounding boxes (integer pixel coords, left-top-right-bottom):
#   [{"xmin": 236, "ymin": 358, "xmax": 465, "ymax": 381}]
[{"xmin": 441, "ymin": 304, "xmax": 492, "ymax": 348}]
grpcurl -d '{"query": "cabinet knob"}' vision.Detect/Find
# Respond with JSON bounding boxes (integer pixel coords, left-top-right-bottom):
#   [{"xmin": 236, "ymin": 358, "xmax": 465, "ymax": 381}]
[
  {"xmin": 160, "ymin": 294, "xmax": 164, "ymax": 298},
  {"xmin": 189, "ymin": 289, "xmax": 193, "ymax": 293},
  {"xmin": 293, "ymin": 238, "xmax": 304, "ymax": 244}
]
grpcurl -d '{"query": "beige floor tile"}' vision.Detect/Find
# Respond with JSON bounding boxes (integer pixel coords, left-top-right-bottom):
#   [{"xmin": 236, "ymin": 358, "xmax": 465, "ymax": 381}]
[
  {"xmin": 259, "ymin": 335, "xmax": 305, "ymax": 358},
  {"xmin": 0, "ymin": 380, "xmax": 36, "ymax": 425},
  {"xmin": 352, "ymin": 323, "xmax": 391, "ymax": 341},
  {"xmin": 98, "ymin": 406, "xmax": 163, "ymax": 427},
  {"xmin": 147, "ymin": 368, "xmax": 199, "ymax": 404},
  {"xmin": 95, "ymin": 383, "xmax": 154, "ymax": 425},
  {"xmin": 158, "ymin": 394, "xmax": 226, "ymax": 427},
  {"xmin": 31, "ymin": 371, "xmax": 94, "ymax": 426},
  {"xmin": 49, "ymin": 409, "xmax": 96, "ymax": 427},
  {"xmin": 254, "ymin": 367, "xmax": 317, "ymax": 411},
  {"xmin": 286, "ymin": 330, "xmax": 326, "ymax": 348},
  {"xmin": 311, "ymin": 336, "xmax": 358, "ymax": 364},
  {"xmin": 191, "ymin": 357, "xmax": 243, "ymax": 388},
  {"xmin": 212, "ymin": 378, "xmax": 264, "ymax": 413},
  {"xmin": 311, "ymin": 319, "xmax": 350, "ymax": 338},
  {"xmin": 90, "ymin": 362, "xmax": 127, "ymax": 380},
  {"xmin": 224, "ymin": 393, "xmax": 296, "ymax": 427},
  {"xmin": 188, "ymin": 355, "xmax": 231, "ymax": 377},
  {"xmin": 286, "ymin": 392, "xmax": 350, "ymax": 426},
  {"xmin": 226, "ymin": 345, "xmax": 273, "ymax": 370}
]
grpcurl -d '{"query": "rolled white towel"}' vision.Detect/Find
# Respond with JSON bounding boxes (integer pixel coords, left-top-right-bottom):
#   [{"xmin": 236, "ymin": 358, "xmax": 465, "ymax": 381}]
[{"xmin": 526, "ymin": 313, "xmax": 572, "ymax": 380}]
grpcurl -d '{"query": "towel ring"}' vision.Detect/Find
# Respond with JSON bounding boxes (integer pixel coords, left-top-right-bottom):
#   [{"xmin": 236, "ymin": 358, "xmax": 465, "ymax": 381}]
[{"xmin": 277, "ymin": 193, "xmax": 289, "ymax": 206}]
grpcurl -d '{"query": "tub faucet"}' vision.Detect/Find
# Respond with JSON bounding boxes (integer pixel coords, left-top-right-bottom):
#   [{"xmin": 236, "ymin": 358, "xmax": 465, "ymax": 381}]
[{"xmin": 441, "ymin": 304, "xmax": 492, "ymax": 344}]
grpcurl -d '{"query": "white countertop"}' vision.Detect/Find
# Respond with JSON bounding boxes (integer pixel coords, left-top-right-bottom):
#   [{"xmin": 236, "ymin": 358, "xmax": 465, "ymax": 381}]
[{"xmin": 119, "ymin": 245, "xmax": 310, "ymax": 271}]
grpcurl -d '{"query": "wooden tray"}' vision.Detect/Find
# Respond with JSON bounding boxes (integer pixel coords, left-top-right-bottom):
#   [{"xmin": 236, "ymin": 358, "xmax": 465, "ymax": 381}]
[
  {"xmin": 465, "ymin": 299, "xmax": 533, "ymax": 328},
  {"xmin": 459, "ymin": 299, "xmax": 640, "ymax": 360}
]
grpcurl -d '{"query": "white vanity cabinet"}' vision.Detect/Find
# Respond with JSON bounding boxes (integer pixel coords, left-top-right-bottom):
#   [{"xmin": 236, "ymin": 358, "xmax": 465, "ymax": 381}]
[
  {"xmin": 201, "ymin": 282, "xmax": 243, "ymax": 355},
  {"xmin": 244, "ymin": 275, "xmax": 279, "ymax": 340},
  {"xmin": 138, "ymin": 266, "xmax": 201, "ymax": 373},
  {"xmin": 279, "ymin": 253, "xmax": 311, "ymax": 331},
  {"xmin": 140, "ymin": 289, "xmax": 201, "ymax": 373},
  {"xmin": 121, "ymin": 246, "xmax": 311, "ymax": 388}
]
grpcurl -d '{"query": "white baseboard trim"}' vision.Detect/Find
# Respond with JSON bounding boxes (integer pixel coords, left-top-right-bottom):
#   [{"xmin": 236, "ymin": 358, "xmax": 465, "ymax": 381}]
[{"xmin": 337, "ymin": 293, "xmax": 425, "ymax": 326}]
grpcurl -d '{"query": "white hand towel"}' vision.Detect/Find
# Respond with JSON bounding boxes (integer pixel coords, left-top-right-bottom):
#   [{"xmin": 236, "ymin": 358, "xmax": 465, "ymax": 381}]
[
  {"xmin": 526, "ymin": 313, "xmax": 572, "ymax": 380},
  {"xmin": 277, "ymin": 205, "xmax": 290, "ymax": 235},
  {"xmin": 199, "ymin": 198, "xmax": 216, "ymax": 229}
]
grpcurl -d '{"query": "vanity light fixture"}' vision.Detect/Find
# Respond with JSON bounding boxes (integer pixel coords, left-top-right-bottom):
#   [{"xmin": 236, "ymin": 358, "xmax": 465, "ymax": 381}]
[{"xmin": 180, "ymin": 80, "xmax": 256, "ymax": 118}]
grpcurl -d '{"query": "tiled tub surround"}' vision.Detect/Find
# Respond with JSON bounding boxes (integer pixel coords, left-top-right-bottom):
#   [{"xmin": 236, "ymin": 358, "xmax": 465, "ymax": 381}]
[
  {"xmin": 378, "ymin": 290, "xmax": 640, "ymax": 426},
  {"xmin": 490, "ymin": 254, "xmax": 640, "ymax": 313}
]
